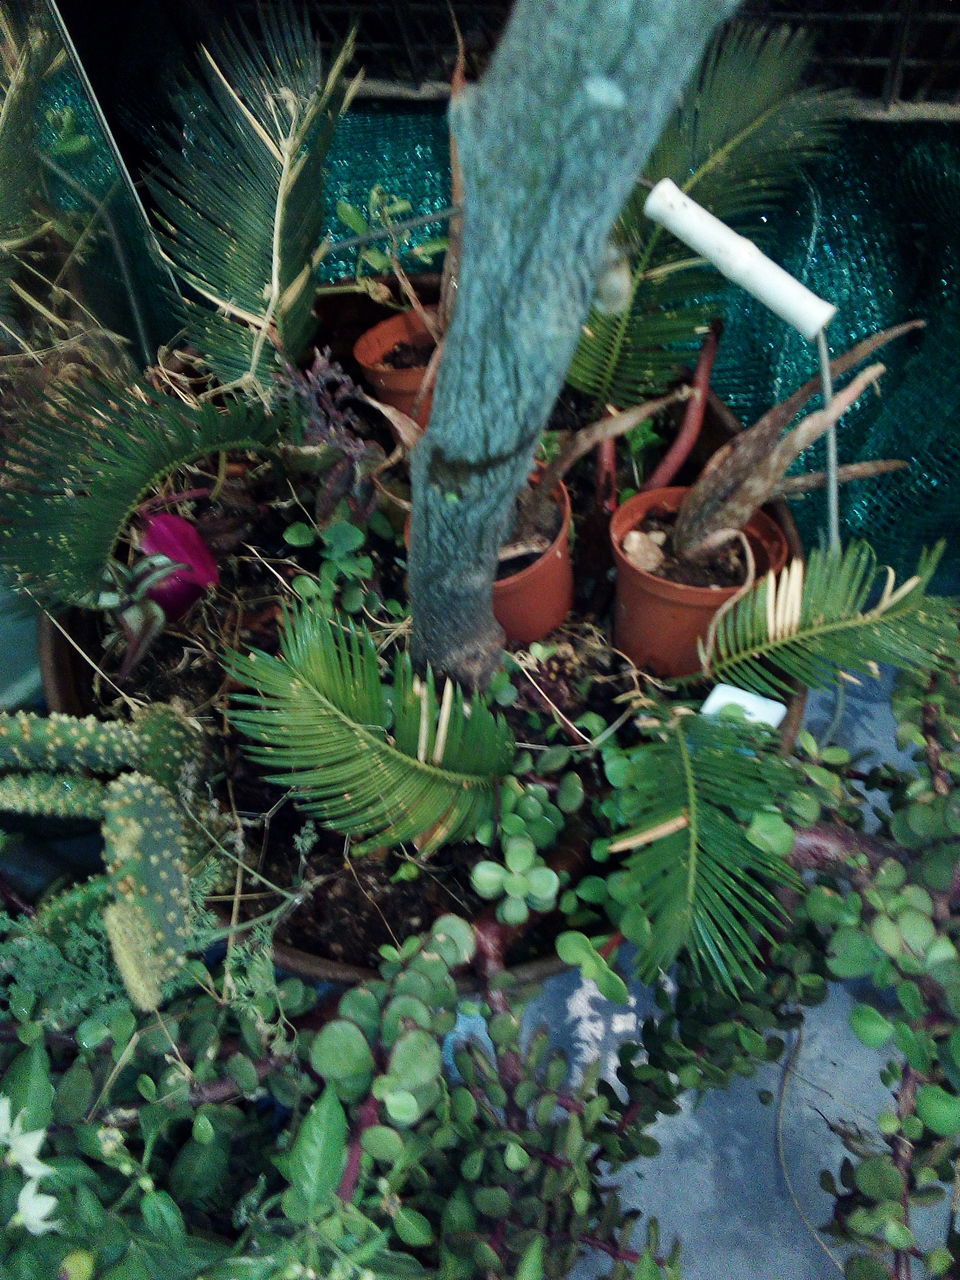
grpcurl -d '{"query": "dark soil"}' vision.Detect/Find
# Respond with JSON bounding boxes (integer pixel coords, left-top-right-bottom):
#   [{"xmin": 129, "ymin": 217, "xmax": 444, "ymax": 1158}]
[
  {"xmin": 381, "ymin": 338, "xmax": 435, "ymax": 370},
  {"xmin": 636, "ymin": 508, "xmax": 749, "ymax": 589}
]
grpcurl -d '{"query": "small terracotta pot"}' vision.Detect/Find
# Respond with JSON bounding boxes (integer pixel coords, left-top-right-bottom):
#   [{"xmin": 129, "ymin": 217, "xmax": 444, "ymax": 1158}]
[
  {"xmin": 610, "ymin": 486, "xmax": 790, "ymax": 678},
  {"xmin": 405, "ymin": 479, "xmax": 574, "ymax": 647},
  {"xmin": 493, "ymin": 480, "xmax": 574, "ymax": 645},
  {"xmin": 353, "ymin": 309, "xmax": 436, "ymax": 426}
]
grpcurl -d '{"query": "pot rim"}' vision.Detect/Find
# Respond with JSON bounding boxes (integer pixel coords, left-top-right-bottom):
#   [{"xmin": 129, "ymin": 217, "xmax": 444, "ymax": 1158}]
[
  {"xmin": 493, "ymin": 478, "xmax": 572, "ymax": 595},
  {"xmin": 610, "ymin": 485, "xmax": 789, "ymax": 603},
  {"xmin": 352, "ymin": 306, "xmax": 437, "ymax": 369}
]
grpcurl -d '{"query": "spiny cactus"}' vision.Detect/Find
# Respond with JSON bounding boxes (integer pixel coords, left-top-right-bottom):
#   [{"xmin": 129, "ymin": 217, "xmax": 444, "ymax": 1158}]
[
  {"xmin": 0, "ymin": 771, "xmax": 106, "ymax": 819},
  {"xmin": 0, "ymin": 703, "xmax": 202, "ymax": 791},
  {"xmin": 101, "ymin": 773, "xmax": 192, "ymax": 1010},
  {"xmin": 0, "ymin": 704, "xmax": 206, "ymax": 1010}
]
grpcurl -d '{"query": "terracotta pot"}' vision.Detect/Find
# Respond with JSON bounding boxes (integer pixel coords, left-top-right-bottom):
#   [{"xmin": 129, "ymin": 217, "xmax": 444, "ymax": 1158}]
[
  {"xmin": 493, "ymin": 480, "xmax": 574, "ymax": 645},
  {"xmin": 405, "ymin": 478, "xmax": 574, "ymax": 647},
  {"xmin": 609, "ymin": 486, "xmax": 790, "ymax": 678},
  {"xmin": 352, "ymin": 309, "xmax": 436, "ymax": 426}
]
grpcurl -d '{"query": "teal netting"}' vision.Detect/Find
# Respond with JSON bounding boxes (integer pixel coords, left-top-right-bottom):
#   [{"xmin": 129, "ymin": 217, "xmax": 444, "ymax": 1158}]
[{"xmin": 710, "ymin": 122, "xmax": 960, "ymax": 591}]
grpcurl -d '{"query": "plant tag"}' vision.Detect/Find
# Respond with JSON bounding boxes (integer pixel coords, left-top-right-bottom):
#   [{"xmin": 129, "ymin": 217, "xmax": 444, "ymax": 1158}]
[{"xmin": 700, "ymin": 683, "xmax": 787, "ymax": 729}]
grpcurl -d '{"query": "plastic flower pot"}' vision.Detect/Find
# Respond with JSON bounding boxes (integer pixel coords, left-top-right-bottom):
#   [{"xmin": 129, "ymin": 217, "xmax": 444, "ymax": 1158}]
[
  {"xmin": 353, "ymin": 309, "xmax": 436, "ymax": 426},
  {"xmin": 493, "ymin": 479, "xmax": 574, "ymax": 645},
  {"xmin": 609, "ymin": 486, "xmax": 790, "ymax": 678},
  {"xmin": 405, "ymin": 478, "xmax": 574, "ymax": 648}
]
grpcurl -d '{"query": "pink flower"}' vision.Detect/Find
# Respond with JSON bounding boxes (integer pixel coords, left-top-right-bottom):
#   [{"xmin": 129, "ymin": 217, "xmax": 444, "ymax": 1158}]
[{"xmin": 138, "ymin": 513, "xmax": 219, "ymax": 620}]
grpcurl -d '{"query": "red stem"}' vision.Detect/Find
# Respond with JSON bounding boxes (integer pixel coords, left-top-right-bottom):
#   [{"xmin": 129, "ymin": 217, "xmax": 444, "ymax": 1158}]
[
  {"xmin": 640, "ymin": 317, "xmax": 722, "ymax": 492},
  {"xmin": 338, "ymin": 1094, "xmax": 380, "ymax": 1202}
]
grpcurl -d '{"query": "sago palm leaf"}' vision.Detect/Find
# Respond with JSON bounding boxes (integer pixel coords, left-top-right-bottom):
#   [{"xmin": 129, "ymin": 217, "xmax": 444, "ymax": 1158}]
[
  {"xmin": 601, "ymin": 715, "xmax": 798, "ymax": 992},
  {"xmin": 0, "ymin": 379, "xmax": 282, "ymax": 608},
  {"xmin": 150, "ymin": 3, "xmax": 361, "ymax": 394},
  {"xmin": 567, "ymin": 24, "xmax": 848, "ymax": 412},
  {"xmin": 226, "ymin": 609, "xmax": 515, "ymax": 855},
  {"xmin": 695, "ymin": 542, "xmax": 957, "ymax": 697}
]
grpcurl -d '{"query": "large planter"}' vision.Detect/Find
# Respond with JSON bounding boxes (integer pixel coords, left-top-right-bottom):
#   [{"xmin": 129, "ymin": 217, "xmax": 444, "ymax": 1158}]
[
  {"xmin": 610, "ymin": 486, "xmax": 791, "ymax": 679},
  {"xmin": 353, "ymin": 309, "xmax": 436, "ymax": 426}
]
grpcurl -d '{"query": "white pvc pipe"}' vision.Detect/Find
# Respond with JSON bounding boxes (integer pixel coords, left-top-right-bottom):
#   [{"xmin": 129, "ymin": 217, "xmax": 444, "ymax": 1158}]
[{"xmin": 643, "ymin": 179, "xmax": 836, "ymax": 341}]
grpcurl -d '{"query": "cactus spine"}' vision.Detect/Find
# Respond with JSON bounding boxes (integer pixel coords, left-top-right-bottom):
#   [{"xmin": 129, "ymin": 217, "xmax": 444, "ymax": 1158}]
[{"xmin": 0, "ymin": 704, "xmax": 206, "ymax": 1009}]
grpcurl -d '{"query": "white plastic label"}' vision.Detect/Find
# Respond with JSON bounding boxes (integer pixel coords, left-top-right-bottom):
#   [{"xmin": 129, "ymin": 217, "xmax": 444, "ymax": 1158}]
[
  {"xmin": 700, "ymin": 683, "xmax": 787, "ymax": 730},
  {"xmin": 643, "ymin": 179, "xmax": 837, "ymax": 341}
]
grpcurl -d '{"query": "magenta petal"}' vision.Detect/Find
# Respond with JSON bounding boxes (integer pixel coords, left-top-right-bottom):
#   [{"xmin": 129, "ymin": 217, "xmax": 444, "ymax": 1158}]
[{"xmin": 139, "ymin": 513, "xmax": 220, "ymax": 620}]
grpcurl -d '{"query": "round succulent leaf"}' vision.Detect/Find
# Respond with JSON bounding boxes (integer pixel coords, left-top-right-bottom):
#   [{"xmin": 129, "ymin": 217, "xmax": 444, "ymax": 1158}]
[
  {"xmin": 504, "ymin": 835, "xmax": 537, "ymax": 873},
  {"xmin": 381, "ymin": 994, "xmax": 434, "ymax": 1044},
  {"xmin": 388, "ymin": 1029, "xmax": 442, "ymax": 1089},
  {"xmin": 916, "ymin": 1084, "xmax": 960, "ymax": 1137},
  {"xmin": 853, "ymin": 1155, "xmax": 905, "ymax": 1204},
  {"xmin": 828, "ymin": 927, "xmax": 881, "ymax": 979},
  {"xmin": 869, "ymin": 915, "xmax": 902, "ymax": 959},
  {"xmin": 283, "ymin": 521, "xmax": 316, "ymax": 548},
  {"xmin": 849, "ymin": 1003, "xmax": 895, "ymax": 1050},
  {"xmin": 473, "ymin": 1185, "xmax": 512, "ymax": 1218},
  {"xmin": 452, "ymin": 1087, "xmax": 477, "ymax": 1125},
  {"xmin": 538, "ymin": 746, "xmax": 571, "ymax": 773},
  {"xmin": 461, "ymin": 1148, "xmax": 484, "ymax": 1181},
  {"xmin": 516, "ymin": 795, "xmax": 543, "ymax": 822},
  {"xmin": 498, "ymin": 896, "xmax": 529, "ymax": 925},
  {"xmin": 526, "ymin": 867, "xmax": 559, "ymax": 901},
  {"xmin": 556, "ymin": 771, "xmax": 585, "ymax": 813},
  {"xmin": 310, "ymin": 1020, "xmax": 375, "ymax": 1082},
  {"xmin": 745, "ymin": 810, "xmax": 795, "ymax": 857},
  {"xmin": 321, "ymin": 521, "xmax": 365, "ymax": 556},
  {"xmin": 430, "ymin": 915, "xmax": 476, "ymax": 966},
  {"xmin": 874, "ymin": 858, "xmax": 907, "ymax": 891},
  {"xmin": 336, "ymin": 988, "xmax": 382, "ymax": 1040},
  {"xmin": 472, "ymin": 860, "xmax": 506, "ymax": 899},
  {"xmin": 898, "ymin": 908, "xmax": 936, "ymax": 956}
]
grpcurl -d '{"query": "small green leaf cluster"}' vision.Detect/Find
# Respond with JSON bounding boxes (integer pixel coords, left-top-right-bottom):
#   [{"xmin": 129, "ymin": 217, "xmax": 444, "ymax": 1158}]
[
  {"xmin": 287, "ymin": 517, "xmax": 380, "ymax": 616},
  {"xmin": 471, "ymin": 836, "xmax": 560, "ymax": 924}
]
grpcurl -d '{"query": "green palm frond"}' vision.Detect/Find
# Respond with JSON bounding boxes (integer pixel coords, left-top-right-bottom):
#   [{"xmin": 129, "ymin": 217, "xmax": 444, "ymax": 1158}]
[
  {"xmin": 0, "ymin": 379, "xmax": 282, "ymax": 608},
  {"xmin": 601, "ymin": 716, "xmax": 798, "ymax": 991},
  {"xmin": 226, "ymin": 609, "xmax": 515, "ymax": 855},
  {"xmin": 567, "ymin": 24, "xmax": 848, "ymax": 411},
  {"xmin": 150, "ymin": 3, "xmax": 361, "ymax": 394},
  {"xmin": 693, "ymin": 542, "xmax": 957, "ymax": 698}
]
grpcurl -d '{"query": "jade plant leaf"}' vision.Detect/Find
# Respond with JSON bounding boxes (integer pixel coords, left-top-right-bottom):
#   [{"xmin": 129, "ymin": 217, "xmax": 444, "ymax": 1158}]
[{"xmin": 226, "ymin": 608, "xmax": 514, "ymax": 853}]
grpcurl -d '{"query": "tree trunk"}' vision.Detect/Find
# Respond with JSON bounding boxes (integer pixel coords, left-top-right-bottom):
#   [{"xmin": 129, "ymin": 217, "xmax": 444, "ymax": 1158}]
[{"xmin": 408, "ymin": 0, "xmax": 741, "ymax": 687}]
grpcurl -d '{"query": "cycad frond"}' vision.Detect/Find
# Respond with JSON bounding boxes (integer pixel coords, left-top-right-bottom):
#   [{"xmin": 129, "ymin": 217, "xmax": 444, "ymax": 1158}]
[
  {"xmin": 226, "ymin": 609, "xmax": 515, "ymax": 854},
  {"xmin": 695, "ymin": 542, "xmax": 957, "ymax": 697},
  {"xmin": 150, "ymin": 3, "xmax": 361, "ymax": 392},
  {"xmin": 603, "ymin": 715, "xmax": 798, "ymax": 991},
  {"xmin": 567, "ymin": 24, "xmax": 847, "ymax": 411},
  {"xmin": 0, "ymin": 379, "xmax": 281, "ymax": 608}
]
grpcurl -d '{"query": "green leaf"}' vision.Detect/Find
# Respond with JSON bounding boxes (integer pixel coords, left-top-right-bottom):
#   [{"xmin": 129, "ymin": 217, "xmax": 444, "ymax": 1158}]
[
  {"xmin": 746, "ymin": 810, "xmax": 795, "ymax": 857},
  {"xmin": 849, "ymin": 1003, "xmax": 895, "ymax": 1050},
  {"xmin": 916, "ymin": 1084, "xmax": 960, "ymax": 1137},
  {"xmin": 283, "ymin": 521, "xmax": 316, "ymax": 547},
  {"xmin": 227, "ymin": 609, "xmax": 513, "ymax": 854},
  {"xmin": 322, "ymin": 521, "xmax": 366, "ymax": 556},
  {"xmin": 516, "ymin": 1235, "xmax": 545, "ymax": 1280},
  {"xmin": 0, "ymin": 386, "xmax": 279, "ymax": 609},
  {"xmin": 361, "ymin": 1125, "xmax": 405, "ymax": 1164},
  {"xmin": 279, "ymin": 1086, "xmax": 347, "ymax": 1214},
  {"xmin": 1, "ymin": 1040, "xmax": 53, "ymax": 1130},
  {"xmin": 556, "ymin": 932, "xmax": 629, "ymax": 1004},
  {"xmin": 394, "ymin": 1207, "xmax": 434, "ymax": 1247},
  {"xmin": 310, "ymin": 1020, "xmax": 375, "ymax": 1081},
  {"xmin": 690, "ymin": 542, "xmax": 956, "ymax": 698},
  {"xmin": 828, "ymin": 927, "xmax": 879, "ymax": 980},
  {"xmin": 150, "ymin": 10, "xmax": 361, "ymax": 383},
  {"xmin": 472, "ymin": 861, "xmax": 506, "ymax": 898},
  {"xmin": 389, "ymin": 1030, "xmax": 442, "ymax": 1090},
  {"xmin": 854, "ymin": 1155, "xmax": 905, "ymax": 1202}
]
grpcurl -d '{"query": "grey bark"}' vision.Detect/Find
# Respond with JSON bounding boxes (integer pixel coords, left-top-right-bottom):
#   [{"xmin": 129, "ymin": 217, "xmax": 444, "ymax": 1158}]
[{"xmin": 407, "ymin": 0, "xmax": 741, "ymax": 687}]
